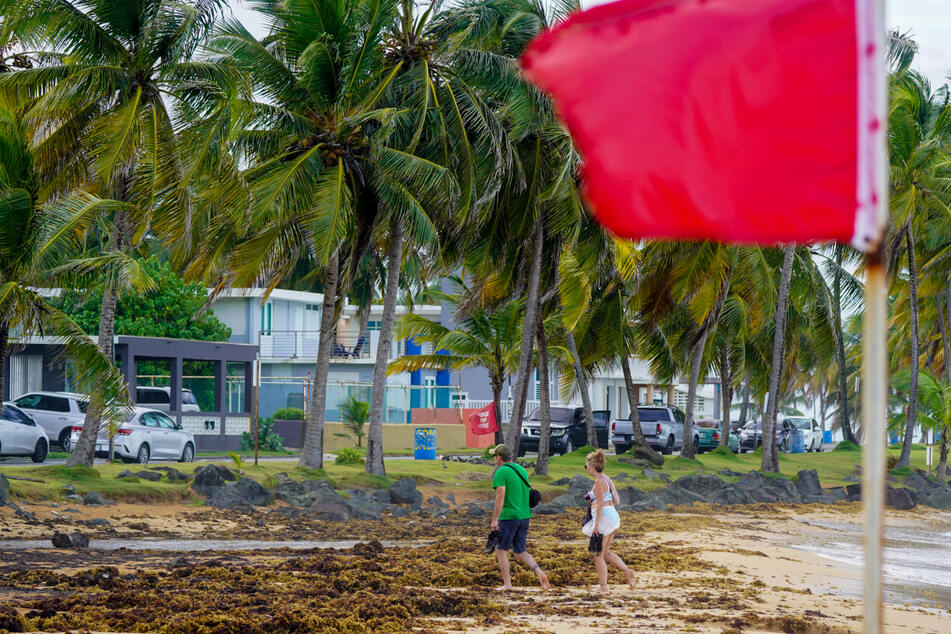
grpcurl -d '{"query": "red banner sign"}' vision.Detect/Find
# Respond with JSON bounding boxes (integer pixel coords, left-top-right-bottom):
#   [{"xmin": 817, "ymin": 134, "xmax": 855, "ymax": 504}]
[{"xmin": 468, "ymin": 404, "xmax": 498, "ymax": 435}]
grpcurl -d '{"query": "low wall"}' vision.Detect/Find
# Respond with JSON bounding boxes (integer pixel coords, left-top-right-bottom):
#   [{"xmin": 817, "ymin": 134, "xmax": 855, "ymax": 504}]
[{"xmin": 273, "ymin": 419, "xmax": 471, "ymax": 452}]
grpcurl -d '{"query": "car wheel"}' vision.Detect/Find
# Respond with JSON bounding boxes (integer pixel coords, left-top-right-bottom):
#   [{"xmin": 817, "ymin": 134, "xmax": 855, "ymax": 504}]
[
  {"xmin": 58, "ymin": 428, "xmax": 71, "ymax": 453},
  {"xmin": 663, "ymin": 435, "xmax": 674, "ymax": 455},
  {"xmin": 179, "ymin": 443, "xmax": 194, "ymax": 463},
  {"xmin": 563, "ymin": 437, "xmax": 574, "ymax": 456},
  {"xmin": 31, "ymin": 439, "xmax": 48, "ymax": 463},
  {"xmin": 136, "ymin": 444, "xmax": 150, "ymax": 464}
]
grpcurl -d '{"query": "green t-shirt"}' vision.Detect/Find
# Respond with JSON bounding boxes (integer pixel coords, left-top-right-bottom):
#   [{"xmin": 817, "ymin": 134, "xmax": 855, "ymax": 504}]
[{"xmin": 493, "ymin": 462, "xmax": 532, "ymax": 520}]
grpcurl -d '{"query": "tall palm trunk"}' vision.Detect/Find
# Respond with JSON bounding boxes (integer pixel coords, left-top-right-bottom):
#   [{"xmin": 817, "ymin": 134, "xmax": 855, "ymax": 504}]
[
  {"xmin": 565, "ymin": 328, "xmax": 596, "ymax": 447},
  {"xmin": 719, "ymin": 346, "xmax": 732, "ymax": 447},
  {"xmin": 535, "ymin": 318, "xmax": 551, "ymax": 475},
  {"xmin": 938, "ymin": 425, "xmax": 949, "ymax": 481},
  {"xmin": 898, "ymin": 223, "xmax": 920, "ymax": 468},
  {"xmin": 491, "ymin": 376, "xmax": 505, "ymax": 446},
  {"xmin": 299, "ymin": 250, "xmax": 340, "ymax": 469},
  {"xmin": 366, "ymin": 219, "xmax": 403, "ymax": 476},
  {"xmin": 832, "ymin": 244, "xmax": 858, "ymax": 444},
  {"xmin": 506, "ymin": 223, "xmax": 543, "ymax": 454},
  {"xmin": 621, "ymin": 356, "xmax": 663, "ymax": 465},
  {"xmin": 0, "ymin": 321, "xmax": 8, "ymax": 401},
  {"xmin": 762, "ymin": 245, "xmax": 795, "ymax": 473}
]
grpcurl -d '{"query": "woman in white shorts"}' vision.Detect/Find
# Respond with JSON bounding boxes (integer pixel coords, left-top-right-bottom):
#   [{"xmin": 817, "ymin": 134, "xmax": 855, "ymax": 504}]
[{"xmin": 583, "ymin": 449, "xmax": 636, "ymax": 591}]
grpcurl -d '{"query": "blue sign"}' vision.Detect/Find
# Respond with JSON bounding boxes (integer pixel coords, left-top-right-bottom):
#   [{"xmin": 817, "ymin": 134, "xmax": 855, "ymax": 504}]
[{"xmin": 414, "ymin": 427, "xmax": 437, "ymax": 460}]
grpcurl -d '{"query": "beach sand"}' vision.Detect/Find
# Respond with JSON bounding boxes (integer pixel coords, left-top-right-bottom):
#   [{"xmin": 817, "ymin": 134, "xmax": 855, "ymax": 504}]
[{"xmin": 1, "ymin": 496, "xmax": 949, "ymax": 632}]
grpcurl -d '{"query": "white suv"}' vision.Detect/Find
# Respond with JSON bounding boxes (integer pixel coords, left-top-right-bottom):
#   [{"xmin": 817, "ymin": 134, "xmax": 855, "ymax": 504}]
[
  {"xmin": 13, "ymin": 392, "xmax": 89, "ymax": 452},
  {"xmin": 135, "ymin": 386, "xmax": 201, "ymax": 412}
]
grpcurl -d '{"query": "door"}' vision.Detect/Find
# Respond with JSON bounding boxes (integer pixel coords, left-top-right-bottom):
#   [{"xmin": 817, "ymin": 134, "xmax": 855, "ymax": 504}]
[
  {"xmin": 12, "ymin": 394, "xmax": 55, "ymax": 437},
  {"xmin": 154, "ymin": 412, "xmax": 180, "ymax": 458},
  {"xmin": 259, "ymin": 302, "xmax": 273, "ymax": 356},
  {"xmin": 140, "ymin": 412, "xmax": 169, "ymax": 457},
  {"xmin": 572, "ymin": 410, "xmax": 587, "ymax": 447},
  {"xmin": 1, "ymin": 404, "xmax": 32, "ymax": 453}
]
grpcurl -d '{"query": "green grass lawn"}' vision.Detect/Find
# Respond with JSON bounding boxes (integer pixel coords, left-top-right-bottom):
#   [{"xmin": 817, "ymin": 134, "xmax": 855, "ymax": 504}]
[{"xmin": 0, "ymin": 443, "xmax": 940, "ymax": 504}]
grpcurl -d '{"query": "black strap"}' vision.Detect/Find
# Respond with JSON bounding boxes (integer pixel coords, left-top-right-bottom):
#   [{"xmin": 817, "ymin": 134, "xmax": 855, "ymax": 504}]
[{"xmin": 503, "ymin": 463, "xmax": 532, "ymax": 491}]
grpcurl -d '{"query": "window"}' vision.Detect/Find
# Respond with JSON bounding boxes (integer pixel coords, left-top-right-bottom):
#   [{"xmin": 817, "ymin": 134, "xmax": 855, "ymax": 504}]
[
  {"xmin": 367, "ymin": 321, "xmax": 382, "ymax": 331},
  {"xmin": 1, "ymin": 405, "xmax": 27, "ymax": 424},
  {"xmin": 137, "ymin": 389, "xmax": 170, "ymax": 405},
  {"xmin": 42, "ymin": 396, "xmax": 69, "ymax": 413},
  {"xmin": 155, "ymin": 413, "xmax": 176, "ymax": 429},
  {"xmin": 260, "ymin": 302, "xmax": 272, "ymax": 335},
  {"xmin": 14, "ymin": 394, "xmax": 43, "ymax": 409},
  {"xmin": 139, "ymin": 413, "xmax": 160, "ymax": 428},
  {"xmin": 182, "ymin": 390, "xmax": 198, "ymax": 405},
  {"xmin": 77, "ymin": 401, "xmax": 88, "ymax": 413}
]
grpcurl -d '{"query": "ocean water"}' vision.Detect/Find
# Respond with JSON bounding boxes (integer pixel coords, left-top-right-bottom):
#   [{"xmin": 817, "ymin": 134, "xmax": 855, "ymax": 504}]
[{"xmin": 793, "ymin": 519, "xmax": 951, "ymax": 609}]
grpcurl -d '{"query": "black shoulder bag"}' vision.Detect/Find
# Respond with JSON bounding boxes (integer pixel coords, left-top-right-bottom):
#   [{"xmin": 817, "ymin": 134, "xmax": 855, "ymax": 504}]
[{"xmin": 504, "ymin": 464, "xmax": 541, "ymax": 508}]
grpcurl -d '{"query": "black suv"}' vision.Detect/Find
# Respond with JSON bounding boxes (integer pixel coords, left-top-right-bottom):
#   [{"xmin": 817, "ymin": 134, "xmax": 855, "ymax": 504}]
[{"xmin": 518, "ymin": 406, "xmax": 611, "ymax": 456}]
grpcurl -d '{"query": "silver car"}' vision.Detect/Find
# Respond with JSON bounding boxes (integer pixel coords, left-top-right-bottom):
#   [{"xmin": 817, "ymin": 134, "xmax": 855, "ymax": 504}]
[
  {"xmin": 135, "ymin": 386, "xmax": 201, "ymax": 412},
  {"xmin": 70, "ymin": 407, "xmax": 195, "ymax": 464},
  {"xmin": 0, "ymin": 402, "xmax": 50, "ymax": 462},
  {"xmin": 12, "ymin": 392, "xmax": 88, "ymax": 452}
]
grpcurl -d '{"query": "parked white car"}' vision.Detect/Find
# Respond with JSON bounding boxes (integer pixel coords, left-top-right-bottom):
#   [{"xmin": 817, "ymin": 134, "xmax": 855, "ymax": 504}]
[
  {"xmin": 0, "ymin": 402, "xmax": 50, "ymax": 462},
  {"xmin": 135, "ymin": 386, "xmax": 201, "ymax": 412},
  {"xmin": 70, "ymin": 407, "xmax": 195, "ymax": 464},
  {"xmin": 12, "ymin": 392, "xmax": 89, "ymax": 452},
  {"xmin": 781, "ymin": 416, "xmax": 824, "ymax": 452}
]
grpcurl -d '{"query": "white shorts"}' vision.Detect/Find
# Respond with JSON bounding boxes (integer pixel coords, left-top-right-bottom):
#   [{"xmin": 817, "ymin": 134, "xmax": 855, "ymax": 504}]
[{"xmin": 582, "ymin": 505, "xmax": 620, "ymax": 537}]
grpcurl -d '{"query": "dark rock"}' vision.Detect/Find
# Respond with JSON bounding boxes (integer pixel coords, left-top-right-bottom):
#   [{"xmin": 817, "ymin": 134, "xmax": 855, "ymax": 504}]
[
  {"xmin": 446, "ymin": 493, "xmax": 456, "ymax": 505},
  {"xmin": 133, "ymin": 471, "xmax": 162, "ymax": 482},
  {"xmin": 843, "ymin": 475, "xmax": 860, "ymax": 483},
  {"xmin": 642, "ymin": 468, "xmax": 671, "ymax": 483},
  {"xmin": 302, "ymin": 479, "xmax": 342, "ymax": 505},
  {"xmin": 63, "ymin": 507, "xmax": 80, "ymax": 513},
  {"xmin": 617, "ymin": 486, "xmax": 646, "ymax": 506},
  {"xmin": 628, "ymin": 496, "xmax": 667, "ymax": 512},
  {"xmin": 371, "ymin": 489, "xmax": 391, "ymax": 505},
  {"xmin": 551, "ymin": 477, "xmax": 571, "ymax": 486},
  {"xmin": 567, "ymin": 475, "xmax": 595, "ymax": 493},
  {"xmin": 116, "ymin": 470, "xmax": 135, "ymax": 479},
  {"xmin": 344, "ymin": 495, "xmax": 384, "ymax": 520},
  {"xmin": 389, "ymin": 478, "xmax": 422, "ymax": 505},
  {"xmin": 234, "ymin": 478, "xmax": 273, "ymax": 506},
  {"xmin": 618, "ymin": 456, "xmax": 651, "ymax": 468},
  {"xmin": 885, "ymin": 487, "xmax": 916, "ymax": 510},
  {"xmin": 717, "ymin": 468, "xmax": 744, "ymax": 478},
  {"xmin": 924, "ymin": 489, "xmax": 951, "ymax": 510},
  {"xmin": 546, "ymin": 491, "xmax": 587, "ymax": 508},
  {"xmin": 308, "ymin": 502, "xmax": 350, "ymax": 522},
  {"xmin": 214, "ymin": 465, "xmax": 237, "ymax": 481},
  {"xmin": 83, "ymin": 491, "xmax": 106, "ymax": 506},
  {"xmin": 192, "ymin": 465, "xmax": 226, "ymax": 497},
  {"xmin": 0, "ymin": 475, "xmax": 9, "ymax": 505},
  {"xmin": 51, "ymin": 532, "xmax": 89, "ymax": 548},
  {"xmin": 904, "ymin": 472, "xmax": 938, "ymax": 493},
  {"xmin": 149, "ymin": 467, "xmax": 191, "ymax": 482},
  {"xmin": 674, "ymin": 474, "xmax": 730, "ymax": 499},
  {"xmin": 463, "ymin": 504, "xmax": 486, "ymax": 517},
  {"xmin": 736, "ymin": 471, "xmax": 801, "ymax": 504},
  {"xmin": 390, "ymin": 506, "xmax": 412, "ymax": 518},
  {"xmin": 83, "ymin": 518, "xmax": 111, "ymax": 527},
  {"xmin": 533, "ymin": 503, "xmax": 566, "ymax": 515},
  {"xmin": 795, "ymin": 469, "xmax": 823, "ymax": 499},
  {"xmin": 273, "ymin": 474, "xmax": 310, "ymax": 506},
  {"xmin": 651, "ymin": 485, "xmax": 706, "ymax": 507},
  {"xmin": 708, "ymin": 486, "xmax": 755, "ymax": 506},
  {"xmin": 15, "ymin": 509, "xmax": 35, "ymax": 520},
  {"xmin": 206, "ymin": 486, "xmax": 254, "ymax": 510},
  {"xmin": 65, "ymin": 494, "xmax": 83, "ymax": 503},
  {"xmin": 845, "ymin": 483, "xmax": 862, "ymax": 501}
]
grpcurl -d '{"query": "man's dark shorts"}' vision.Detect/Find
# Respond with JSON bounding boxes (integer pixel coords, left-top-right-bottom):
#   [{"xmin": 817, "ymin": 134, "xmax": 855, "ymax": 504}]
[{"xmin": 496, "ymin": 518, "xmax": 530, "ymax": 554}]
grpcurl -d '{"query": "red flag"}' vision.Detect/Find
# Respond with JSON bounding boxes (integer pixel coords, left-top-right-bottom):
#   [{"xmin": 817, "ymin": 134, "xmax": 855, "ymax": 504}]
[
  {"xmin": 521, "ymin": 0, "xmax": 884, "ymax": 250},
  {"xmin": 468, "ymin": 404, "xmax": 498, "ymax": 435}
]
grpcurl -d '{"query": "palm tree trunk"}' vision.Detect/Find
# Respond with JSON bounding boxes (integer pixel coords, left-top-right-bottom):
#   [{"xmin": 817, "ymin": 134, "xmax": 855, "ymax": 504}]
[
  {"xmin": 833, "ymin": 244, "xmax": 858, "ymax": 444},
  {"xmin": 535, "ymin": 318, "xmax": 551, "ymax": 475},
  {"xmin": 681, "ymin": 330, "xmax": 709, "ymax": 460},
  {"xmin": 762, "ymin": 245, "xmax": 795, "ymax": 473},
  {"xmin": 565, "ymin": 328, "xmax": 596, "ymax": 447},
  {"xmin": 938, "ymin": 425, "xmax": 949, "ymax": 481},
  {"xmin": 621, "ymin": 356, "xmax": 663, "ymax": 465},
  {"xmin": 946, "ymin": 283, "xmax": 951, "ymax": 381},
  {"xmin": 491, "ymin": 377, "xmax": 505, "ymax": 446},
  {"xmin": 719, "ymin": 345, "xmax": 732, "ymax": 447},
  {"xmin": 898, "ymin": 223, "xmax": 919, "ymax": 468},
  {"xmin": 67, "ymin": 277, "xmax": 119, "ymax": 466},
  {"xmin": 299, "ymin": 250, "xmax": 340, "ymax": 469},
  {"xmin": 366, "ymin": 219, "xmax": 403, "ymax": 476},
  {"xmin": 0, "ymin": 321, "xmax": 8, "ymax": 401},
  {"xmin": 738, "ymin": 377, "xmax": 750, "ymax": 426},
  {"xmin": 506, "ymin": 223, "xmax": 543, "ymax": 454}
]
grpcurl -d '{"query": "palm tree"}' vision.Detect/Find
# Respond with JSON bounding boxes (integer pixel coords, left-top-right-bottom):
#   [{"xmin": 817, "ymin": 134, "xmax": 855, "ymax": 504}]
[
  {"xmin": 388, "ymin": 296, "xmax": 523, "ymax": 446},
  {"xmin": 762, "ymin": 245, "xmax": 796, "ymax": 472},
  {"xmin": 206, "ymin": 0, "xmax": 454, "ymax": 470},
  {"xmin": 0, "ymin": 98, "xmax": 129, "ymax": 426},
  {"xmin": 894, "ymin": 369, "xmax": 951, "ymax": 480}
]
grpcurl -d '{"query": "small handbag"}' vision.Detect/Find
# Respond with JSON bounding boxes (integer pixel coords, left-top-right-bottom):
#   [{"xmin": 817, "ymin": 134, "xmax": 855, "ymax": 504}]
[{"xmin": 588, "ymin": 533, "xmax": 603, "ymax": 553}]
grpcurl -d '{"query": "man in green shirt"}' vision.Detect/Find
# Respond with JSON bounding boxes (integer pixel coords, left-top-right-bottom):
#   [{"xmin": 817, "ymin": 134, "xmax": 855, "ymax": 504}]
[{"xmin": 490, "ymin": 444, "xmax": 550, "ymax": 591}]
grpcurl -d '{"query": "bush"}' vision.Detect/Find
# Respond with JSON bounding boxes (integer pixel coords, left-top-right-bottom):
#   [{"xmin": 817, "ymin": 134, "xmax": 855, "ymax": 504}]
[
  {"xmin": 335, "ymin": 447, "xmax": 364, "ymax": 465},
  {"xmin": 273, "ymin": 407, "xmax": 305, "ymax": 421},
  {"xmin": 707, "ymin": 446, "xmax": 740, "ymax": 460},
  {"xmin": 337, "ymin": 395, "xmax": 369, "ymax": 448},
  {"xmin": 833, "ymin": 440, "xmax": 861, "ymax": 452},
  {"xmin": 240, "ymin": 417, "xmax": 286, "ymax": 452},
  {"xmin": 886, "ymin": 454, "xmax": 899, "ymax": 470}
]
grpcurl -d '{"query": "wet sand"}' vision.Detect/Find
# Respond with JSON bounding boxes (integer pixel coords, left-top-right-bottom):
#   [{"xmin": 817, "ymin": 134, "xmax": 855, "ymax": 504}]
[{"xmin": 1, "ymin": 497, "xmax": 949, "ymax": 632}]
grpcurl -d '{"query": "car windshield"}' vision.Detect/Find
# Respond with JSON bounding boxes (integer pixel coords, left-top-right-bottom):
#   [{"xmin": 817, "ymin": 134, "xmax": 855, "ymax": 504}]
[
  {"xmin": 787, "ymin": 418, "xmax": 811, "ymax": 430},
  {"xmin": 527, "ymin": 408, "xmax": 573, "ymax": 423},
  {"xmin": 638, "ymin": 408, "xmax": 669, "ymax": 422}
]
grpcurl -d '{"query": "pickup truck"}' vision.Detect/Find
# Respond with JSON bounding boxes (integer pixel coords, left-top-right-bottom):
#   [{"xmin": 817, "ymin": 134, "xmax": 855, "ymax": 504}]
[
  {"xmin": 518, "ymin": 406, "xmax": 611, "ymax": 456},
  {"xmin": 611, "ymin": 405, "xmax": 688, "ymax": 455}
]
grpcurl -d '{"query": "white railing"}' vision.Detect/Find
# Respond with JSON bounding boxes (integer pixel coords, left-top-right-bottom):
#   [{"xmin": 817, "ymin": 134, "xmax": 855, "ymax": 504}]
[{"xmin": 460, "ymin": 398, "xmax": 567, "ymax": 422}]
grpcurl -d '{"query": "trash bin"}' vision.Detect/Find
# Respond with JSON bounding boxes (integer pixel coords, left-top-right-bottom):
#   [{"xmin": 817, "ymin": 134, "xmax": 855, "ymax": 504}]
[
  {"xmin": 788, "ymin": 429, "xmax": 805, "ymax": 453},
  {"xmin": 823, "ymin": 430, "xmax": 833, "ymax": 444},
  {"xmin": 414, "ymin": 427, "xmax": 437, "ymax": 460}
]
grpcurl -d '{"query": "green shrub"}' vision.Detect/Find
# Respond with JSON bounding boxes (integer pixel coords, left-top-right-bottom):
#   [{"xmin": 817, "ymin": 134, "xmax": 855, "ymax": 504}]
[
  {"xmin": 337, "ymin": 396, "xmax": 369, "ymax": 448},
  {"xmin": 335, "ymin": 447, "xmax": 364, "ymax": 465},
  {"xmin": 273, "ymin": 407, "xmax": 305, "ymax": 421},
  {"xmin": 707, "ymin": 446, "xmax": 739, "ymax": 460},
  {"xmin": 240, "ymin": 417, "xmax": 285, "ymax": 452},
  {"xmin": 833, "ymin": 440, "xmax": 861, "ymax": 452},
  {"xmin": 890, "ymin": 466, "xmax": 913, "ymax": 476}
]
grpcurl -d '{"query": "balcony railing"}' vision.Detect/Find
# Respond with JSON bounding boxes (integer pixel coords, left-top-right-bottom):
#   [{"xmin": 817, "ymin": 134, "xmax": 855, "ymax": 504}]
[{"xmin": 259, "ymin": 330, "xmax": 371, "ymax": 360}]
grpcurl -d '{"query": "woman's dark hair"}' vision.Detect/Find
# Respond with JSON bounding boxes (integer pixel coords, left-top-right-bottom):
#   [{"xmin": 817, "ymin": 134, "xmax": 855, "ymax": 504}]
[{"xmin": 586, "ymin": 448, "xmax": 605, "ymax": 473}]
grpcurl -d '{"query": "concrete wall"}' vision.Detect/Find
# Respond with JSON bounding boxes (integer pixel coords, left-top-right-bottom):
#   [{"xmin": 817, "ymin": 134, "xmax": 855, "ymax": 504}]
[{"xmin": 274, "ymin": 420, "xmax": 470, "ymax": 452}]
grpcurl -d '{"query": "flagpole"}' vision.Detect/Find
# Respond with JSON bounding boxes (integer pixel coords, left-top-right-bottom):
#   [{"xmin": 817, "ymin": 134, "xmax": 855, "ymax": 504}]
[{"xmin": 862, "ymin": 1, "xmax": 888, "ymax": 632}]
